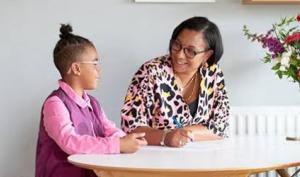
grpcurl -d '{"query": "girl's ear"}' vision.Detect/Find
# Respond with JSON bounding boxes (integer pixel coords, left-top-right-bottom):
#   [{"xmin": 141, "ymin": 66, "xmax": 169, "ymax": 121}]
[{"xmin": 69, "ymin": 63, "xmax": 81, "ymax": 76}]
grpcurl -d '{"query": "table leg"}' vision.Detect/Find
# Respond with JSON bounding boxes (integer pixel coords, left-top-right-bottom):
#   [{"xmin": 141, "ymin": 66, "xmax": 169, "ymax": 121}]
[
  {"xmin": 276, "ymin": 169, "xmax": 291, "ymax": 177},
  {"xmin": 93, "ymin": 170, "xmax": 114, "ymax": 177}
]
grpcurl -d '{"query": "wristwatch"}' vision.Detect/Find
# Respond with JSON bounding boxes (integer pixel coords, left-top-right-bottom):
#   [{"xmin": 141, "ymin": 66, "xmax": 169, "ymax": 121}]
[{"xmin": 160, "ymin": 129, "xmax": 172, "ymax": 146}]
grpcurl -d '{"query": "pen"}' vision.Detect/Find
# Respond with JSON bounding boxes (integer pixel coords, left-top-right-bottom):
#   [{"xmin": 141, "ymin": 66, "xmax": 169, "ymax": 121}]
[
  {"xmin": 172, "ymin": 116, "xmax": 193, "ymax": 142},
  {"xmin": 172, "ymin": 116, "xmax": 183, "ymax": 128}
]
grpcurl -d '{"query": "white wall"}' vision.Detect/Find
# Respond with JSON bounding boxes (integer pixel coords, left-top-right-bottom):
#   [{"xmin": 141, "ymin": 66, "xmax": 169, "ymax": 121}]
[{"xmin": 0, "ymin": 0, "xmax": 299, "ymax": 176}]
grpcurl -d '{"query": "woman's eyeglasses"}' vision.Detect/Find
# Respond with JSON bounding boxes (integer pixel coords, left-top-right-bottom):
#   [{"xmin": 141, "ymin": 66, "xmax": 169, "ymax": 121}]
[{"xmin": 171, "ymin": 40, "xmax": 209, "ymax": 59}]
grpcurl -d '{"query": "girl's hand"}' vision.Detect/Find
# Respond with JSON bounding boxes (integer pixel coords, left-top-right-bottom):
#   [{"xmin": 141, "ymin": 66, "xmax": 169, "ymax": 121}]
[{"xmin": 120, "ymin": 132, "xmax": 147, "ymax": 153}]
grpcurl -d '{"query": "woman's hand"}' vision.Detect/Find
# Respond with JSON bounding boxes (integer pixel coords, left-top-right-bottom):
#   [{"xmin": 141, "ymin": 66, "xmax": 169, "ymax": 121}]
[
  {"xmin": 164, "ymin": 129, "xmax": 190, "ymax": 147},
  {"xmin": 120, "ymin": 132, "xmax": 148, "ymax": 153},
  {"xmin": 183, "ymin": 125, "xmax": 222, "ymax": 141}
]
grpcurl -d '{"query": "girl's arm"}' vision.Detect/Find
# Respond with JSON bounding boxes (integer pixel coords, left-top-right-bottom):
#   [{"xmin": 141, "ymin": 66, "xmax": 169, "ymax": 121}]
[{"xmin": 43, "ymin": 96, "xmax": 121, "ymax": 154}]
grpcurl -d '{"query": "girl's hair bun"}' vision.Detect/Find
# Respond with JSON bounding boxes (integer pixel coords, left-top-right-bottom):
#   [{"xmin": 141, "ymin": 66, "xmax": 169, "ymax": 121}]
[{"xmin": 59, "ymin": 24, "xmax": 73, "ymax": 39}]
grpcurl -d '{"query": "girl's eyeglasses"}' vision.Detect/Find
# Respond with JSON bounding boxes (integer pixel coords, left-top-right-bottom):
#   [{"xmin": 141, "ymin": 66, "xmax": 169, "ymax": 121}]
[
  {"xmin": 77, "ymin": 60, "xmax": 100, "ymax": 69},
  {"xmin": 78, "ymin": 60, "xmax": 99, "ymax": 66}
]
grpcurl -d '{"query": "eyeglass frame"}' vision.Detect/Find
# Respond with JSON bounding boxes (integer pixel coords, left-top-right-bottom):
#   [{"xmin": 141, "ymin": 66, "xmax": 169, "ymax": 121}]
[
  {"xmin": 170, "ymin": 39, "xmax": 210, "ymax": 59},
  {"xmin": 76, "ymin": 60, "xmax": 100, "ymax": 70},
  {"xmin": 77, "ymin": 60, "xmax": 99, "ymax": 65},
  {"xmin": 66, "ymin": 60, "xmax": 100, "ymax": 74},
  {"xmin": 75, "ymin": 60, "xmax": 100, "ymax": 66}
]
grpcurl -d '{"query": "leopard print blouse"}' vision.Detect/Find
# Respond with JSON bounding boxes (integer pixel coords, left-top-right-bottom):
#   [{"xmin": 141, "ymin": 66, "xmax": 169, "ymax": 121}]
[{"xmin": 121, "ymin": 55, "xmax": 230, "ymax": 137}]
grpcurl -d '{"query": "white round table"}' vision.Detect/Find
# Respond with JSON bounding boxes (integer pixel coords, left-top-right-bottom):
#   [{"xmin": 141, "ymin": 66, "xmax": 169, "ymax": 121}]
[{"xmin": 68, "ymin": 136, "xmax": 300, "ymax": 177}]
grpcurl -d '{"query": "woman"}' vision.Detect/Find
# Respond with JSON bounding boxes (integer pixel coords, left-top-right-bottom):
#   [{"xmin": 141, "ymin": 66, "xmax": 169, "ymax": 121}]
[{"xmin": 121, "ymin": 17, "xmax": 230, "ymax": 147}]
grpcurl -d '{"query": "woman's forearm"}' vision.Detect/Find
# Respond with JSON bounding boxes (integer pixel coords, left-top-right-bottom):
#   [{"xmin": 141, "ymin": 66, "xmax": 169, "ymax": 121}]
[
  {"xmin": 131, "ymin": 124, "xmax": 222, "ymax": 146},
  {"xmin": 183, "ymin": 125, "xmax": 222, "ymax": 141}
]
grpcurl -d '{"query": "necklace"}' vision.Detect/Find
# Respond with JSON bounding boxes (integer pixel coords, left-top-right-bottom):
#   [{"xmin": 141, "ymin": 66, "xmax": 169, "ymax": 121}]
[
  {"xmin": 184, "ymin": 72, "xmax": 197, "ymax": 102},
  {"xmin": 176, "ymin": 72, "xmax": 197, "ymax": 90}
]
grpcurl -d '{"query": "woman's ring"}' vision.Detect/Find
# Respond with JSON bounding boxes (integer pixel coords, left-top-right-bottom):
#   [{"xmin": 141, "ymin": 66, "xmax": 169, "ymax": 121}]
[{"xmin": 179, "ymin": 140, "xmax": 183, "ymax": 146}]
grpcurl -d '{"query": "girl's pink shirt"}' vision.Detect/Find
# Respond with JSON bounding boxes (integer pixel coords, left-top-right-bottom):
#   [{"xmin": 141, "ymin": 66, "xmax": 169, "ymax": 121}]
[{"xmin": 43, "ymin": 80, "xmax": 126, "ymax": 155}]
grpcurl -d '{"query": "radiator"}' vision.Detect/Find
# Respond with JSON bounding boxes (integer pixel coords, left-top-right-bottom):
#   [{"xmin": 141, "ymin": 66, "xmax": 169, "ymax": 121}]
[{"xmin": 230, "ymin": 106, "xmax": 300, "ymax": 177}]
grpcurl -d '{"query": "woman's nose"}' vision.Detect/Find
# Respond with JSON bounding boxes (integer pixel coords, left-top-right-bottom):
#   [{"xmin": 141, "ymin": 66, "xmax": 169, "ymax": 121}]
[{"xmin": 174, "ymin": 48, "xmax": 186, "ymax": 60}]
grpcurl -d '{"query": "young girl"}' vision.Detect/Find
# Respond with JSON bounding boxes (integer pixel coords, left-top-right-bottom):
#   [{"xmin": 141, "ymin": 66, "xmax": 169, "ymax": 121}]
[{"xmin": 35, "ymin": 24, "xmax": 147, "ymax": 177}]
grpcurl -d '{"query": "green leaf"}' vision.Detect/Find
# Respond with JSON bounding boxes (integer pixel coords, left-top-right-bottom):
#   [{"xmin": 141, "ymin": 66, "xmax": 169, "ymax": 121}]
[
  {"xmin": 279, "ymin": 31, "xmax": 286, "ymax": 38},
  {"xmin": 286, "ymin": 26, "xmax": 298, "ymax": 35},
  {"xmin": 272, "ymin": 63, "xmax": 281, "ymax": 70},
  {"xmin": 263, "ymin": 53, "xmax": 272, "ymax": 63},
  {"xmin": 290, "ymin": 58, "xmax": 298, "ymax": 66},
  {"xmin": 276, "ymin": 70, "xmax": 283, "ymax": 79}
]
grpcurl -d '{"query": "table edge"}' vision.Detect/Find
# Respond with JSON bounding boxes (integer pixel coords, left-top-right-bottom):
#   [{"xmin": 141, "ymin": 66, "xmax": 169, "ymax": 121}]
[{"xmin": 68, "ymin": 157, "xmax": 300, "ymax": 173}]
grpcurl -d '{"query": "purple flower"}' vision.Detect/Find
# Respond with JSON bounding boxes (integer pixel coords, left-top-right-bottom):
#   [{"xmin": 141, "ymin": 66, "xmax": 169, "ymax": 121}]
[
  {"xmin": 271, "ymin": 54, "xmax": 277, "ymax": 59},
  {"xmin": 261, "ymin": 37, "xmax": 285, "ymax": 57}
]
